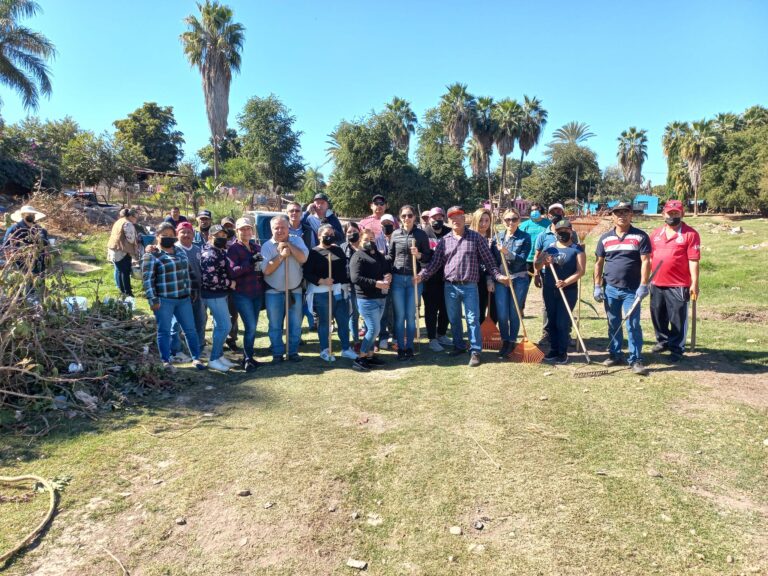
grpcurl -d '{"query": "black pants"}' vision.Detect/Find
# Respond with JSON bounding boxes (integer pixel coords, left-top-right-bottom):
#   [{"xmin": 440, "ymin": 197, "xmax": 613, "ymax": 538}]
[
  {"xmin": 650, "ymin": 285, "xmax": 689, "ymax": 354},
  {"xmin": 227, "ymin": 292, "xmax": 239, "ymax": 341},
  {"xmin": 543, "ymin": 285, "xmax": 577, "ymax": 356},
  {"xmin": 423, "ymin": 279, "xmax": 449, "ymax": 339},
  {"xmin": 478, "ymin": 279, "xmax": 498, "ymax": 324},
  {"xmin": 113, "ymin": 254, "xmax": 134, "ymax": 297}
]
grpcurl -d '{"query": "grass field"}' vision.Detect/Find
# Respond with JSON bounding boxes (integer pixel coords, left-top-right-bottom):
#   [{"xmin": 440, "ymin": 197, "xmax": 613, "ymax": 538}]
[{"xmin": 1, "ymin": 216, "xmax": 767, "ymax": 575}]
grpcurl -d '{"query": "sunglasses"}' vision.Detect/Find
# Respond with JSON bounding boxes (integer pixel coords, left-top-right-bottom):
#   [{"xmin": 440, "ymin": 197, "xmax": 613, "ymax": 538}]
[
  {"xmin": 287, "ymin": 208, "xmax": 301, "ymax": 213},
  {"xmin": 504, "ymin": 217, "xmax": 519, "ymax": 223},
  {"xmin": 373, "ymin": 201, "xmax": 386, "ymax": 206},
  {"xmin": 613, "ymin": 210, "xmax": 630, "ymax": 215},
  {"xmin": 401, "ymin": 213, "xmax": 414, "ymax": 219}
]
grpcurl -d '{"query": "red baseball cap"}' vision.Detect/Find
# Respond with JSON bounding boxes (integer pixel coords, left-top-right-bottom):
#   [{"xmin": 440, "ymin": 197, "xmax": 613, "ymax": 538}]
[
  {"xmin": 447, "ymin": 205, "xmax": 465, "ymax": 218},
  {"xmin": 663, "ymin": 200, "xmax": 684, "ymax": 214},
  {"xmin": 176, "ymin": 222, "xmax": 194, "ymax": 232}
]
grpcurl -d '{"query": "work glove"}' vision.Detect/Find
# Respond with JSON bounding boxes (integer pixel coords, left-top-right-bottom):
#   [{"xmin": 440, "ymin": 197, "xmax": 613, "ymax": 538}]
[
  {"xmin": 593, "ymin": 286, "xmax": 604, "ymax": 303},
  {"xmin": 252, "ymin": 252, "xmax": 264, "ymax": 263},
  {"xmin": 635, "ymin": 284, "xmax": 650, "ymax": 300}
]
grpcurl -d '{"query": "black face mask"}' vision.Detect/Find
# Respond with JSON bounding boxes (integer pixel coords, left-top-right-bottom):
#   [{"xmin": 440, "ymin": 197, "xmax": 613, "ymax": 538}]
[
  {"xmin": 225, "ymin": 229, "xmax": 235, "ymax": 238},
  {"xmin": 363, "ymin": 241, "xmax": 375, "ymax": 252},
  {"xmin": 551, "ymin": 213, "xmax": 563, "ymax": 225},
  {"xmin": 160, "ymin": 237, "xmax": 176, "ymax": 248},
  {"xmin": 347, "ymin": 232, "xmax": 360, "ymax": 244},
  {"xmin": 665, "ymin": 216, "xmax": 682, "ymax": 226},
  {"xmin": 24, "ymin": 215, "xmax": 36, "ymax": 223},
  {"xmin": 431, "ymin": 220, "xmax": 443, "ymax": 230},
  {"xmin": 321, "ymin": 236, "xmax": 333, "ymax": 246},
  {"xmin": 213, "ymin": 237, "xmax": 228, "ymax": 249},
  {"xmin": 382, "ymin": 224, "xmax": 394, "ymax": 235},
  {"xmin": 556, "ymin": 231, "xmax": 571, "ymax": 243}
]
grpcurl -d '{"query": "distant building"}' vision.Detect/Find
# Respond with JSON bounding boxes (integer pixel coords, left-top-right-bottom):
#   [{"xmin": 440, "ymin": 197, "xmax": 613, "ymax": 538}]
[{"xmin": 587, "ymin": 195, "xmax": 660, "ymax": 215}]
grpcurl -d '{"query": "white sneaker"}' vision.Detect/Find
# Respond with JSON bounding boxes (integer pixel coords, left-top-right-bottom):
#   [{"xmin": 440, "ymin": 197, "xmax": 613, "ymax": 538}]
[
  {"xmin": 170, "ymin": 352, "xmax": 191, "ymax": 363},
  {"xmin": 320, "ymin": 349, "xmax": 336, "ymax": 362},
  {"xmin": 219, "ymin": 356, "xmax": 237, "ymax": 368},
  {"xmin": 429, "ymin": 339, "xmax": 444, "ymax": 352},
  {"xmin": 208, "ymin": 358, "xmax": 230, "ymax": 372},
  {"xmin": 341, "ymin": 348, "xmax": 358, "ymax": 360},
  {"xmin": 437, "ymin": 335, "xmax": 452, "ymax": 346},
  {"xmin": 378, "ymin": 338, "xmax": 389, "ymax": 350},
  {"xmin": 198, "ymin": 351, "xmax": 209, "ymax": 361},
  {"xmin": 162, "ymin": 361, "xmax": 177, "ymax": 373}
]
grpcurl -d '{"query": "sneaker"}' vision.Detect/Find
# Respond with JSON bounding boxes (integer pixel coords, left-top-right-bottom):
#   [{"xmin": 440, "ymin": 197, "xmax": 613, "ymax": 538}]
[
  {"xmin": 271, "ymin": 355, "xmax": 284, "ymax": 365},
  {"xmin": 437, "ymin": 334, "xmax": 452, "ymax": 346},
  {"xmin": 397, "ymin": 349, "xmax": 408, "ymax": 362},
  {"xmin": 366, "ymin": 355, "xmax": 385, "ymax": 366},
  {"xmin": 651, "ymin": 343, "xmax": 667, "ymax": 354},
  {"xmin": 192, "ymin": 359, "xmax": 208, "ymax": 371},
  {"xmin": 405, "ymin": 348, "xmax": 414, "ymax": 359},
  {"xmin": 162, "ymin": 361, "xmax": 177, "ymax": 373},
  {"xmin": 447, "ymin": 346, "xmax": 467, "ymax": 357},
  {"xmin": 198, "ymin": 350, "xmax": 209, "ymax": 361},
  {"xmin": 299, "ymin": 339, "xmax": 306, "ymax": 346},
  {"xmin": 320, "ymin": 349, "xmax": 336, "ymax": 362},
  {"xmin": 555, "ymin": 354, "xmax": 569, "ymax": 365},
  {"xmin": 288, "ymin": 354, "xmax": 302, "ymax": 363},
  {"xmin": 170, "ymin": 352, "xmax": 191, "ymax": 364},
  {"xmin": 245, "ymin": 358, "xmax": 259, "ymax": 372},
  {"xmin": 669, "ymin": 352, "xmax": 683, "ymax": 363},
  {"xmin": 543, "ymin": 350, "xmax": 560, "ymax": 363},
  {"xmin": 219, "ymin": 357, "xmax": 237, "ymax": 368},
  {"xmin": 378, "ymin": 338, "xmax": 389, "ymax": 351},
  {"xmin": 631, "ymin": 361, "xmax": 649, "ymax": 376},
  {"xmin": 226, "ymin": 338, "xmax": 240, "ymax": 352},
  {"xmin": 353, "ymin": 342, "xmax": 362, "ymax": 354},
  {"xmin": 468, "ymin": 352, "xmax": 481, "ymax": 367},
  {"xmin": 498, "ymin": 341, "xmax": 512, "ymax": 358},
  {"xmin": 341, "ymin": 348, "xmax": 358, "ymax": 360},
  {"xmin": 429, "ymin": 339, "xmax": 445, "ymax": 352},
  {"xmin": 208, "ymin": 358, "xmax": 230, "ymax": 372},
  {"xmin": 602, "ymin": 355, "xmax": 624, "ymax": 367},
  {"xmin": 537, "ymin": 336, "xmax": 550, "ymax": 347},
  {"xmin": 352, "ymin": 357, "xmax": 371, "ymax": 372}
]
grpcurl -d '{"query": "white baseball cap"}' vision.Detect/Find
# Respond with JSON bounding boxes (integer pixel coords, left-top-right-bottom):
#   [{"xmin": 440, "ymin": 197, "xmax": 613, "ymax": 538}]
[
  {"xmin": 548, "ymin": 203, "xmax": 565, "ymax": 213},
  {"xmin": 380, "ymin": 213, "xmax": 395, "ymax": 224},
  {"xmin": 235, "ymin": 217, "xmax": 253, "ymax": 230},
  {"xmin": 11, "ymin": 205, "xmax": 46, "ymax": 223}
]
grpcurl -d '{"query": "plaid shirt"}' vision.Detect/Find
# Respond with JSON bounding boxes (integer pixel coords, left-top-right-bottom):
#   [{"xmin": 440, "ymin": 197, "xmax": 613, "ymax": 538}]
[
  {"xmin": 419, "ymin": 227, "xmax": 502, "ymax": 283},
  {"xmin": 227, "ymin": 240, "xmax": 263, "ymax": 298},
  {"xmin": 141, "ymin": 248, "xmax": 192, "ymax": 306}
]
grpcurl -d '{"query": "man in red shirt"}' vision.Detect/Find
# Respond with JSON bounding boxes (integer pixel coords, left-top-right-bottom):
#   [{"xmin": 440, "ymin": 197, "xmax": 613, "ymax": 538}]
[
  {"xmin": 359, "ymin": 194, "xmax": 399, "ymax": 237},
  {"xmin": 649, "ymin": 200, "xmax": 701, "ymax": 361}
]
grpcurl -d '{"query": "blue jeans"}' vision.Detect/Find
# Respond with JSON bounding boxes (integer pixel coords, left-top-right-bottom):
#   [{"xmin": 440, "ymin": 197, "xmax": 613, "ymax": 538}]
[
  {"xmin": 313, "ymin": 291, "xmax": 351, "ymax": 352},
  {"xmin": 348, "ymin": 290, "xmax": 359, "ymax": 343},
  {"xmin": 153, "ymin": 297, "xmax": 200, "ymax": 362},
  {"xmin": 357, "ymin": 297, "xmax": 386, "ymax": 354},
  {"xmin": 113, "ymin": 254, "xmax": 133, "ymax": 296},
  {"xmin": 605, "ymin": 284, "xmax": 643, "ymax": 363},
  {"xmin": 172, "ymin": 295, "xmax": 207, "ymax": 355},
  {"xmin": 444, "ymin": 282, "xmax": 481, "ymax": 352},
  {"xmin": 265, "ymin": 289, "xmax": 302, "ymax": 357},
  {"xmin": 391, "ymin": 273, "xmax": 423, "ymax": 350},
  {"xmin": 233, "ymin": 292, "xmax": 263, "ymax": 361},
  {"xmin": 542, "ymin": 286, "xmax": 577, "ymax": 356},
  {"xmin": 495, "ymin": 276, "xmax": 529, "ymax": 343},
  {"xmin": 203, "ymin": 295, "xmax": 232, "ymax": 361}
]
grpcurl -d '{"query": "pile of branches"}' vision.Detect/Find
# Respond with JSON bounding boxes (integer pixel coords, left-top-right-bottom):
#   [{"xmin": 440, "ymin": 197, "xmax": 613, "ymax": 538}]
[
  {"xmin": 15, "ymin": 191, "xmax": 103, "ymax": 236},
  {"xmin": 1, "ymin": 246, "xmax": 172, "ymax": 430}
]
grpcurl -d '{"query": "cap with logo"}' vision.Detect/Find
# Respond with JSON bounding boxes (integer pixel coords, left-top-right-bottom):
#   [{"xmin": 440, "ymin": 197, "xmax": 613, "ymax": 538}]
[{"xmin": 663, "ymin": 199, "xmax": 684, "ymax": 214}]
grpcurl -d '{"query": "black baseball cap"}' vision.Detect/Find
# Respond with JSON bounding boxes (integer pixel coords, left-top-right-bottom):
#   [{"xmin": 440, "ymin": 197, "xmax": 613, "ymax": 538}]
[
  {"xmin": 610, "ymin": 202, "xmax": 633, "ymax": 212},
  {"xmin": 313, "ymin": 192, "xmax": 330, "ymax": 202},
  {"xmin": 371, "ymin": 194, "xmax": 386, "ymax": 203}
]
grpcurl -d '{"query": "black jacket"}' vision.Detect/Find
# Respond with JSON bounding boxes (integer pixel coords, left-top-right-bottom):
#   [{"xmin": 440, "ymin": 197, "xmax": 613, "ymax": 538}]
[
  {"xmin": 387, "ymin": 226, "xmax": 432, "ymax": 275},
  {"xmin": 424, "ymin": 223, "xmax": 451, "ymax": 285},
  {"xmin": 349, "ymin": 248, "xmax": 391, "ymax": 299},
  {"xmin": 303, "ymin": 245, "xmax": 348, "ymax": 286}
]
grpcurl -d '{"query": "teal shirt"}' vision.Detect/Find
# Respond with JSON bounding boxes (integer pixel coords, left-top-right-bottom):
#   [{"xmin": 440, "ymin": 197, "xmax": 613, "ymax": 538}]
[{"xmin": 519, "ymin": 217, "xmax": 551, "ymax": 261}]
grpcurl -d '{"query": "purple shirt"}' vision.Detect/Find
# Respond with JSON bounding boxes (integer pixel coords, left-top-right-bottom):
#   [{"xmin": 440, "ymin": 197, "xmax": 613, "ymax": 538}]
[{"xmin": 419, "ymin": 227, "xmax": 503, "ymax": 283}]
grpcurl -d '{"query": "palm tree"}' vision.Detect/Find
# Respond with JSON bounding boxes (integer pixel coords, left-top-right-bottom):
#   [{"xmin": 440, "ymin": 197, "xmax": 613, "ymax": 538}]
[
  {"xmin": 516, "ymin": 95, "xmax": 547, "ymax": 193},
  {"xmin": 680, "ymin": 119, "xmax": 717, "ymax": 216},
  {"xmin": 492, "ymin": 98, "xmax": 523, "ymax": 195},
  {"xmin": 439, "ymin": 83, "xmax": 476, "ymax": 150},
  {"xmin": 181, "ymin": 0, "xmax": 245, "ymax": 179},
  {"xmin": 0, "ymin": 0, "xmax": 56, "ymax": 110},
  {"xmin": 469, "ymin": 96, "xmax": 495, "ymax": 201},
  {"xmin": 713, "ymin": 112, "xmax": 741, "ymax": 134},
  {"xmin": 551, "ymin": 121, "xmax": 595, "ymax": 145},
  {"xmin": 662, "ymin": 121, "xmax": 688, "ymax": 158},
  {"xmin": 466, "ymin": 138, "xmax": 488, "ymax": 181},
  {"xmin": 617, "ymin": 127, "xmax": 648, "ymax": 184},
  {"xmin": 384, "ymin": 96, "xmax": 417, "ymax": 154}
]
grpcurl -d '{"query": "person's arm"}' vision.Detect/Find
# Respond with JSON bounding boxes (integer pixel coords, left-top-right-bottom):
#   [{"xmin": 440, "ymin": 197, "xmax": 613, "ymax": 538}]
[
  {"xmin": 261, "ymin": 242, "xmax": 283, "ymax": 276},
  {"xmin": 593, "ymin": 256, "xmax": 605, "ymax": 286},
  {"xmin": 227, "ymin": 245, "xmax": 253, "ymax": 279},
  {"xmin": 689, "ymin": 260, "xmax": 700, "ymax": 297},
  {"xmin": 478, "ymin": 236, "xmax": 506, "ymax": 283},
  {"xmin": 335, "ymin": 248, "xmax": 350, "ymax": 284},
  {"xmin": 417, "ymin": 230, "xmax": 432, "ymax": 265},
  {"xmin": 141, "ymin": 253, "xmax": 159, "ymax": 309},
  {"xmin": 417, "ymin": 238, "xmax": 445, "ymax": 282},
  {"xmin": 303, "ymin": 250, "xmax": 323, "ymax": 285},
  {"xmin": 288, "ymin": 236, "xmax": 308, "ymax": 264},
  {"xmin": 640, "ymin": 254, "xmax": 651, "ymax": 285}
]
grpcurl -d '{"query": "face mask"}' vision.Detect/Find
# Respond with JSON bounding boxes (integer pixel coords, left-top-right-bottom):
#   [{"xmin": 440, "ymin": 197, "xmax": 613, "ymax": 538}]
[
  {"xmin": 225, "ymin": 229, "xmax": 235, "ymax": 238},
  {"xmin": 213, "ymin": 237, "xmax": 228, "ymax": 249},
  {"xmin": 24, "ymin": 215, "xmax": 36, "ymax": 223},
  {"xmin": 556, "ymin": 231, "xmax": 571, "ymax": 243},
  {"xmin": 551, "ymin": 213, "xmax": 563, "ymax": 225},
  {"xmin": 160, "ymin": 236, "xmax": 176, "ymax": 248},
  {"xmin": 363, "ymin": 241, "xmax": 375, "ymax": 252},
  {"xmin": 431, "ymin": 220, "xmax": 443, "ymax": 230},
  {"xmin": 347, "ymin": 232, "xmax": 360, "ymax": 244},
  {"xmin": 665, "ymin": 216, "xmax": 682, "ymax": 226},
  {"xmin": 530, "ymin": 210, "xmax": 541, "ymax": 220},
  {"xmin": 321, "ymin": 236, "xmax": 333, "ymax": 246},
  {"xmin": 382, "ymin": 224, "xmax": 394, "ymax": 235}
]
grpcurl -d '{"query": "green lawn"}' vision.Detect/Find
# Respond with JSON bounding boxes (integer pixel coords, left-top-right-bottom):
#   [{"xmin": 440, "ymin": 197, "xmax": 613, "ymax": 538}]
[{"xmin": 1, "ymin": 216, "xmax": 766, "ymax": 575}]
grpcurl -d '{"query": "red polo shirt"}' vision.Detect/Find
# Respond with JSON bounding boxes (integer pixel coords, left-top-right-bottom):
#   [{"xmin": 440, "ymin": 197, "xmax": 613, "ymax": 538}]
[{"xmin": 650, "ymin": 222, "xmax": 701, "ymax": 287}]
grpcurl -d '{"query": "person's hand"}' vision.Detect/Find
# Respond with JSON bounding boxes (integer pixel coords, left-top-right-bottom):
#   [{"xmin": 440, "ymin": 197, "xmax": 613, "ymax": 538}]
[
  {"xmin": 320, "ymin": 278, "xmax": 333, "ymax": 286},
  {"xmin": 498, "ymin": 276, "xmax": 510, "ymax": 287},
  {"xmin": 414, "ymin": 275, "xmax": 423, "ymax": 285},
  {"xmin": 487, "ymin": 280, "xmax": 496, "ymax": 293},
  {"xmin": 376, "ymin": 280, "xmax": 390, "ymax": 290},
  {"xmin": 635, "ymin": 284, "xmax": 649, "ymax": 300},
  {"xmin": 279, "ymin": 247, "xmax": 291, "ymax": 258},
  {"xmin": 555, "ymin": 279, "xmax": 567, "ymax": 289},
  {"xmin": 593, "ymin": 286, "xmax": 604, "ymax": 302},
  {"xmin": 151, "ymin": 302, "xmax": 161, "ymax": 311},
  {"xmin": 500, "ymin": 246, "xmax": 509, "ymax": 256},
  {"xmin": 384, "ymin": 273, "xmax": 393, "ymax": 283},
  {"xmin": 146, "ymin": 244, "xmax": 159, "ymax": 254},
  {"xmin": 230, "ymin": 281, "xmax": 236, "ymax": 290},
  {"xmin": 277, "ymin": 241, "xmax": 288, "ymax": 251},
  {"xmin": 534, "ymin": 275, "xmax": 542, "ymax": 289},
  {"xmin": 409, "ymin": 246, "xmax": 421, "ymax": 259},
  {"xmin": 690, "ymin": 283, "xmax": 699, "ymax": 299}
]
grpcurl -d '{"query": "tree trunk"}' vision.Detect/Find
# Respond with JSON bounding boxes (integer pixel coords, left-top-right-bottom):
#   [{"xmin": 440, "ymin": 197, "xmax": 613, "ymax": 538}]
[
  {"xmin": 485, "ymin": 157, "xmax": 492, "ymax": 208},
  {"xmin": 517, "ymin": 148, "xmax": 525, "ymax": 195},
  {"xmin": 574, "ymin": 164, "xmax": 580, "ymax": 205},
  {"xmin": 213, "ymin": 139, "xmax": 220, "ymax": 180},
  {"xmin": 500, "ymin": 155, "xmax": 507, "ymax": 198},
  {"xmin": 693, "ymin": 184, "xmax": 699, "ymax": 216}
]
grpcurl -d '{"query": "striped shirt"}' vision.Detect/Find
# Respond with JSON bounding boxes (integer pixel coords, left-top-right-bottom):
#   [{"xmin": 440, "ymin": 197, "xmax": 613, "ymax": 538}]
[
  {"xmin": 595, "ymin": 225, "xmax": 650, "ymax": 290},
  {"xmin": 141, "ymin": 248, "xmax": 192, "ymax": 306},
  {"xmin": 419, "ymin": 227, "xmax": 503, "ymax": 284}
]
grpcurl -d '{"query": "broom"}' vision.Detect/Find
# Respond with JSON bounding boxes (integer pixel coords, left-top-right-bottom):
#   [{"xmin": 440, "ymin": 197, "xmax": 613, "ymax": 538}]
[
  {"xmin": 411, "ymin": 240, "xmax": 421, "ymax": 351},
  {"xmin": 500, "ymin": 250, "xmax": 544, "ymax": 363}
]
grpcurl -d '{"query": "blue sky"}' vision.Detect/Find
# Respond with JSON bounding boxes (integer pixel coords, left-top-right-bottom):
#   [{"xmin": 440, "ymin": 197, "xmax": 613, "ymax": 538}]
[{"xmin": 2, "ymin": 0, "xmax": 767, "ymax": 185}]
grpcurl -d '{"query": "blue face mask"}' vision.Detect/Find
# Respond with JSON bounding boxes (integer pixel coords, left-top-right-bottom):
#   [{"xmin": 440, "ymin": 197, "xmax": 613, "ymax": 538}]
[{"xmin": 530, "ymin": 210, "xmax": 541, "ymax": 220}]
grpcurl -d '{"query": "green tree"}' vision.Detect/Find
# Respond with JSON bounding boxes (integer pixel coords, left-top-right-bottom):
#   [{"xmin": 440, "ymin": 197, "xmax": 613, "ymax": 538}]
[
  {"xmin": 297, "ymin": 166, "xmax": 326, "ymax": 205},
  {"xmin": 617, "ymin": 127, "xmax": 648, "ymax": 184},
  {"xmin": 237, "ymin": 94, "xmax": 304, "ymax": 192},
  {"xmin": 181, "ymin": 0, "xmax": 245, "ymax": 179},
  {"xmin": 516, "ymin": 95, "xmax": 547, "ymax": 193},
  {"xmin": 662, "ymin": 120, "xmax": 690, "ymax": 199},
  {"xmin": 492, "ymin": 98, "xmax": 522, "ymax": 196},
  {"xmin": 113, "ymin": 102, "xmax": 184, "ymax": 172},
  {"xmin": 469, "ymin": 96, "xmax": 495, "ymax": 201},
  {"xmin": 439, "ymin": 83, "xmax": 476, "ymax": 150},
  {"xmin": 551, "ymin": 121, "xmax": 595, "ymax": 145},
  {"xmin": 536, "ymin": 141, "xmax": 600, "ymax": 204},
  {"xmin": 680, "ymin": 119, "xmax": 717, "ymax": 216},
  {"xmin": 197, "ymin": 128, "xmax": 241, "ymax": 171},
  {"xmin": 383, "ymin": 96, "xmax": 417, "ymax": 154},
  {"xmin": 0, "ymin": 0, "xmax": 55, "ymax": 110},
  {"xmin": 219, "ymin": 156, "xmax": 266, "ymax": 190}
]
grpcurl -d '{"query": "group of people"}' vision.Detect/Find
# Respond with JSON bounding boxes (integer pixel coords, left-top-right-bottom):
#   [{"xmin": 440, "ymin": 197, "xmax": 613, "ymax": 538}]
[{"xmin": 125, "ymin": 192, "xmax": 701, "ymax": 375}]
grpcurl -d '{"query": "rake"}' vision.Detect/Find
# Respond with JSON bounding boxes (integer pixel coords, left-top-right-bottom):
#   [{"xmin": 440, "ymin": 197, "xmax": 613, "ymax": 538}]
[
  {"xmin": 480, "ymin": 299, "xmax": 503, "ymax": 350},
  {"xmin": 548, "ymin": 263, "xmax": 591, "ymax": 364},
  {"xmin": 500, "ymin": 252, "xmax": 545, "ymax": 363}
]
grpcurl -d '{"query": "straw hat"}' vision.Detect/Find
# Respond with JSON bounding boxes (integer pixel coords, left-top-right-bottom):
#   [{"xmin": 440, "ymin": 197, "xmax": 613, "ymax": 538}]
[{"xmin": 11, "ymin": 205, "xmax": 46, "ymax": 223}]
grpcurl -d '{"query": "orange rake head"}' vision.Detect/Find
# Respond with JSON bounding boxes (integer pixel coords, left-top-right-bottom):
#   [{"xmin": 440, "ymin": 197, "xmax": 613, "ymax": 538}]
[
  {"xmin": 507, "ymin": 338, "xmax": 546, "ymax": 363},
  {"xmin": 480, "ymin": 315, "xmax": 503, "ymax": 351}
]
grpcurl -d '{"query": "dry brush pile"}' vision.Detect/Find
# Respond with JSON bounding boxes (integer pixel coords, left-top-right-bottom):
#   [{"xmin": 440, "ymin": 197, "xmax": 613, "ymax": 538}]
[{"xmin": 1, "ymin": 245, "xmax": 171, "ymax": 432}]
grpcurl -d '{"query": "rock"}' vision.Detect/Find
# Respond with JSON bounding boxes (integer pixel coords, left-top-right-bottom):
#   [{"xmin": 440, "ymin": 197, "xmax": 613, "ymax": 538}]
[
  {"xmin": 346, "ymin": 558, "xmax": 368, "ymax": 570},
  {"xmin": 583, "ymin": 388, "xmax": 589, "ymax": 393},
  {"xmin": 543, "ymin": 371, "xmax": 553, "ymax": 376},
  {"xmin": 366, "ymin": 513, "xmax": 382, "ymax": 526},
  {"xmin": 351, "ymin": 511, "xmax": 360, "ymax": 520},
  {"xmin": 763, "ymin": 439, "xmax": 768, "ymax": 447},
  {"xmin": 237, "ymin": 489, "xmax": 251, "ymax": 497},
  {"xmin": 695, "ymin": 553, "xmax": 705, "ymax": 560},
  {"xmin": 539, "ymin": 396, "xmax": 549, "ymax": 401},
  {"xmin": 239, "ymin": 537, "xmax": 248, "ymax": 547},
  {"xmin": 474, "ymin": 521, "xmax": 484, "ymax": 531},
  {"xmin": 152, "ymin": 479, "xmax": 164, "ymax": 485},
  {"xmin": 690, "ymin": 529, "xmax": 697, "ymax": 535},
  {"xmin": 596, "ymin": 469, "xmax": 608, "ymax": 476},
  {"xmin": 448, "ymin": 555, "xmax": 456, "ymax": 563},
  {"xmin": 727, "ymin": 555, "xmax": 734, "ymax": 563},
  {"xmin": 205, "ymin": 385, "xmax": 215, "ymax": 391},
  {"xmin": 647, "ymin": 469, "xmax": 663, "ymax": 478},
  {"xmin": 264, "ymin": 501, "xmax": 275, "ymax": 509},
  {"xmin": 449, "ymin": 526, "xmax": 462, "ymax": 536},
  {"xmin": 175, "ymin": 517, "xmax": 186, "ymax": 525},
  {"xmin": 328, "ymin": 504, "xmax": 338, "ymax": 512},
  {"xmin": 730, "ymin": 226, "xmax": 743, "ymax": 234},
  {"xmin": 660, "ymin": 513, "xmax": 672, "ymax": 523},
  {"xmin": 747, "ymin": 339, "xmax": 757, "ymax": 344},
  {"xmin": 468, "ymin": 543, "xmax": 486, "ymax": 555}
]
